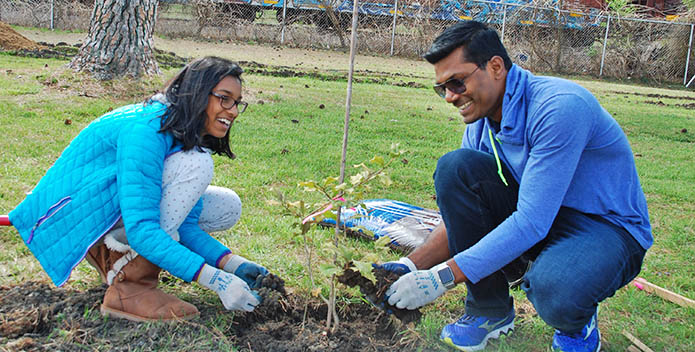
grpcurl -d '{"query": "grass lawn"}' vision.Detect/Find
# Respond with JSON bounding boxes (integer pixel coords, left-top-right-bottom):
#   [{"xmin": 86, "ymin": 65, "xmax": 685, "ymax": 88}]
[{"xmin": 0, "ymin": 35, "xmax": 694, "ymax": 351}]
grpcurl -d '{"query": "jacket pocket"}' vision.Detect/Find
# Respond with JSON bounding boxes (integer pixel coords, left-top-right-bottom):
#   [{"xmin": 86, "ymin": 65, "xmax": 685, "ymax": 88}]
[{"xmin": 28, "ymin": 196, "xmax": 72, "ymax": 244}]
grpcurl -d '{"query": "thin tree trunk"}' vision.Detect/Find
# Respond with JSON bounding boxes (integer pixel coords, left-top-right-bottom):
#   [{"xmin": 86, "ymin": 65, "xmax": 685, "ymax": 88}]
[
  {"xmin": 319, "ymin": 0, "xmax": 346, "ymax": 48},
  {"xmin": 70, "ymin": 0, "xmax": 159, "ymax": 80}
]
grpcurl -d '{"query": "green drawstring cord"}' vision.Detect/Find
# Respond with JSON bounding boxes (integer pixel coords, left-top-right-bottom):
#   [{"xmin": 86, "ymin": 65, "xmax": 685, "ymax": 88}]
[{"xmin": 488, "ymin": 127, "xmax": 509, "ymax": 187}]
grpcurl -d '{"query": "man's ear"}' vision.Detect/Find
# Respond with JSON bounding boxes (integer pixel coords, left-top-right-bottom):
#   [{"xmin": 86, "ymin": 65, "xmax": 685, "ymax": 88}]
[{"xmin": 487, "ymin": 56, "xmax": 507, "ymax": 80}]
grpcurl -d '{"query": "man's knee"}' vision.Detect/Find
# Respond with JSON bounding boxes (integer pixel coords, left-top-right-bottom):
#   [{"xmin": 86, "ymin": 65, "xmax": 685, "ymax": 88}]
[
  {"xmin": 434, "ymin": 149, "xmax": 489, "ymax": 190},
  {"xmin": 523, "ymin": 272, "xmax": 595, "ymax": 331}
]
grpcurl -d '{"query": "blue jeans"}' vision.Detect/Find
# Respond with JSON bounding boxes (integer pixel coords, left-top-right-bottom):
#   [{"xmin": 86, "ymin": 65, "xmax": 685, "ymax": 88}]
[{"xmin": 433, "ymin": 149, "xmax": 646, "ymax": 333}]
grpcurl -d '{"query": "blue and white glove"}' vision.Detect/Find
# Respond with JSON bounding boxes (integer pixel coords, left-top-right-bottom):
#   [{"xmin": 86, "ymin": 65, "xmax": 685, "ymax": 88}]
[
  {"xmin": 197, "ymin": 264, "xmax": 261, "ymax": 312},
  {"xmin": 223, "ymin": 255, "xmax": 269, "ymax": 289},
  {"xmin": 372, "ymin": 257, "xmax": 417, "ymax": 275},
  {"xmin": 386, "ymin": 262, "xmax": 451, "ymax": 310}
]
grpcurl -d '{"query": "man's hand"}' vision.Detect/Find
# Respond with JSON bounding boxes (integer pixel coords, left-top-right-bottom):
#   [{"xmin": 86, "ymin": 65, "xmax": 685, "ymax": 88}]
[
  {"xmin": 373, "ymin": 257, "xmax": 417, "ymax": 275},
  {"xmin": 197, "ymin": 264, "xmax": 261, "ymax": 312},
  {"xmin": 223, "ymin": 255, "xmax": 269, "ymax": 289},
  {"xmin": 386, "ymin": 262, "xmax": 451, "ymax": 310}
]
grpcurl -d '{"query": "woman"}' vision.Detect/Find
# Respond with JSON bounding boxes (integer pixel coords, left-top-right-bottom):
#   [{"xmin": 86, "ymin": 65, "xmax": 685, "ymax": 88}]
[{"xmin": 9, "ymin": 56, "xmax": 270, "ymax": 322}]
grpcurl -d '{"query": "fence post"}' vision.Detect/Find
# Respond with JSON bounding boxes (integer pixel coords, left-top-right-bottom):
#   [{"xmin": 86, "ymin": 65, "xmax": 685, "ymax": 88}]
[
  {"xmin": 390, "ymin": 0, "xmax": 398, "ymax": 55},
  {"xmin": 684, "ymin": 24, "xmax": 694, "ymax": 85},
  {"xmin": 50, "ymin": 0, "xmax": 54, "ymax": 30},
  {"xmin": 280, "ymin": 0, "xmax": 288, "ymax": 44},
  {"xmin": 600, "ymin": 14, "xmax": 610, "ymax": 77},
  {"xmin": 501, "ymin": 3, "xmax": 507, "ymax": 42}
]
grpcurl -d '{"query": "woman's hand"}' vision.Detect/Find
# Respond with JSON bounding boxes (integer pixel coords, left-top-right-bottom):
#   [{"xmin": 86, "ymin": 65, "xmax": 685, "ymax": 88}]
[
  {"xmin": 197, "ymin": 264, "xmax": 261, "ymax": 311},
  {"xmin": 222, "ymin": 254, "xmax": 269, "ymax": 289}
]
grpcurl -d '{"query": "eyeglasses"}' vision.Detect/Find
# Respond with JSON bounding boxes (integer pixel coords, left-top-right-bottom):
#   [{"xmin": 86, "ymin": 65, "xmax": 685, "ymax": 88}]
[
  {"xmin": 433, "ymin": 66, "xmax": 480, "ymax": 98},
  {"xmin": 210, "ymin": 91, "xmax": 248, "ymax": 113}
]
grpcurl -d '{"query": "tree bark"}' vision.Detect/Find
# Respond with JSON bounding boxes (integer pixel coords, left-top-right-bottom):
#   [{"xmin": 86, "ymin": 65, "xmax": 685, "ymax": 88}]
[{"xmin": 69, "ymin": 0, "xmax": 159, "ymax": 80}]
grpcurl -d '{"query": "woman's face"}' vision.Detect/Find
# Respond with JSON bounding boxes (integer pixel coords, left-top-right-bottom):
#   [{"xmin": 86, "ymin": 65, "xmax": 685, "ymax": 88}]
[{"xmin": 204, "ymin": 75, "xmax": 242, "ymax": 138}]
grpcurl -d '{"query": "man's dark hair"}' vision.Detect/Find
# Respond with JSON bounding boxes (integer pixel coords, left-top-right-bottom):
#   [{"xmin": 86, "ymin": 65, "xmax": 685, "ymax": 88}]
[
  {"xmin": 423, "ymin": 21, "xmax": 512, "ymax": 70},
  {"xmin": 159, "ymin": 56, "xmax": 243, "ymax": 159}
]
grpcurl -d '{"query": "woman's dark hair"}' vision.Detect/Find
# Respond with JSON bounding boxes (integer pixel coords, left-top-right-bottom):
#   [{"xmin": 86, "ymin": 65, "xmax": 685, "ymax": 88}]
[
  {"xmin": 423, "ymin": 21, "xmax": 512, "ymax": 70},
  {"xmin": 158, "ymin": 56, "xmax": 243, "ymax": 159}
]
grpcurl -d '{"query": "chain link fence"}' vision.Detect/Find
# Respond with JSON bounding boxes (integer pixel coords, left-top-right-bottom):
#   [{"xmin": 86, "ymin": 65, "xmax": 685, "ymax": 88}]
[{"xmin": 2, "ymin": 0, "xmax": 695, "ymax": 84}]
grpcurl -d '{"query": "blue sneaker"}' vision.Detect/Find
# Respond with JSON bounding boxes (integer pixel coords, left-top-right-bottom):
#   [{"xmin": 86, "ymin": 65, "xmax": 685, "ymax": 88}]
[
  {"xmin": 552, "ymin": 309, "xmax": 600, "ymax": 352},
  {"xmin": 440, "ymin": 309, "xmax": 515, "ymax": 351}
]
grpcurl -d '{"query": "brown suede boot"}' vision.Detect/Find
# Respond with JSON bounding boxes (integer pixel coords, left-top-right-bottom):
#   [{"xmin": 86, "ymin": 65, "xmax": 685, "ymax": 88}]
[
  {"xmin": 100, "ymin": 252, "xmax": 199, "ymax": 322},
  {"xmin": 85, "ymin": 243, "xmax": 110, "ymax": 283}
]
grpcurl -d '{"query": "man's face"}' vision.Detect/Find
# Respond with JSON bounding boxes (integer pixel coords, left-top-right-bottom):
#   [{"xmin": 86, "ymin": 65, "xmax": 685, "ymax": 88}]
[{"xmin": 433, "ymin": 48, "xmax": 506, "ymax": 124}]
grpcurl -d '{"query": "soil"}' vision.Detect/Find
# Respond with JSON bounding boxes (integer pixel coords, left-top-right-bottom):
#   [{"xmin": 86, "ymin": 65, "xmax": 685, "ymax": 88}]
[
  {"xmin": 0, "ymin": 21, "xmax": 45, "ymax": 51},
  {"xmin": 336, "ymin": 262, "xmax": 422, "ymax": 325},
  {"xmin": 0, "ymin": 277, "xmax": 413, "ymax": 351}
]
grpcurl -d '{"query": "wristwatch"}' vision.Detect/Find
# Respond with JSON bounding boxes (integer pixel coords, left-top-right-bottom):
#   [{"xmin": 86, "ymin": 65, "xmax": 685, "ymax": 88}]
[{"xmin": 437, "ymin": 264, "xmax": 456, "ymax": 290}]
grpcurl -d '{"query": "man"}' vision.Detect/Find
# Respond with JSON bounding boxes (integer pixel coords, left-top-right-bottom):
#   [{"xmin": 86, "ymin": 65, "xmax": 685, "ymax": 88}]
[{"xmin": 377, "ymin": 21, "xmax": 651, "ymax": 352}]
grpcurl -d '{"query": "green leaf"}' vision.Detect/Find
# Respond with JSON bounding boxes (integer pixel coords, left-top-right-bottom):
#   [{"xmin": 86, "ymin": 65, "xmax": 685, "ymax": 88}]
[
  {"xmin": 370, "ymin": 155, "xmax": 385, "ymax": 167},
  {"xmin": 350, "ymin": 173, "xmax": 363, "ymax": 185},
  {"xmin": 352, "ymin": 260, "xmax": 377, "ymax": 284},
  {"xmin": 374, "ymin": 235, "xmax": 392, "ymax": 248},
  {"xmin": 323, "ymin": 211, "xmax": 337, "ymax": 221},
  {"xmin": 322, "ymin": 176, "xmax": 339, "ymax": 186},
  {"xmin": 379, "ymin": 174, "xmax": 393, "ymax": 187},
  {"xmin": 337, "ymin": 245, "xmax": 356, "ymax": 262},
  {"xmin": 319, "ymin": 263, "xmax": 341, "ymax": 277},
  {"xmin": 300, "ymin": 183, "xmax": 318, "ymax": 193}
]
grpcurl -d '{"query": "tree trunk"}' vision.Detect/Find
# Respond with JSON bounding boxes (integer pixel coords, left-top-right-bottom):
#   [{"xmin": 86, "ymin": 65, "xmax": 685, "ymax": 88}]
[
  {"xmin": 319, "ymin": 0, "xmax": 346, "ymax": 48},
  {"xmin": 69, "ymin": 0, "xmax": 159, "ymax": 80}
]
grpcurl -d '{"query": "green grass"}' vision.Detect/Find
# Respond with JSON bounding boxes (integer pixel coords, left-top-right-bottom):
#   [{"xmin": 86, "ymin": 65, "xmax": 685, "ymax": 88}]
[{"xmin": 0, "ymin": 51, "xmax": 694, "ymax": 351}]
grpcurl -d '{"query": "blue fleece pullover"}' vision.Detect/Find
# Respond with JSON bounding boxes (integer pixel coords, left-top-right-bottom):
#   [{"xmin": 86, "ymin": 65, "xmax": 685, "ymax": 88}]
[
  {"xmin": 455, "ymin": 64, "xmax": 652, "ymax": 284},
  {"xmin": 9, "ymin": 101, "xmax": 231, "ymax": 286}
]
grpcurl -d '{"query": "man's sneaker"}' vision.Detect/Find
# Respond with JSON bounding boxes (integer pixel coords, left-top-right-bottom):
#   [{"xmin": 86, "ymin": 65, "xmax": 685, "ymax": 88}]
[
  {"xmin": 440, "ymin": 309, "xmax": 515, "ymax": 351},
  {"xmin": 551, "ymin": 309, "xmax": 600, "ymax": 352}
]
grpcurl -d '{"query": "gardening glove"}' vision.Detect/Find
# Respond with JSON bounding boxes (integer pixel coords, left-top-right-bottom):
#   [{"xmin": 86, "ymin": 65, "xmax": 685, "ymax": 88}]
[
  {"xmin": 197, "ymin": 264, "xmax": 261, "ymax": 312},
  {"xmin": 372, "ymin": 257, "xmax": 417, "ymax": 276},
  {"xmin": 386, "ymin": 262, "xmax": 451, "ymax": 310},
  {"xmin": 223, "ymin": 254, "xmax": 269, "ymax": 289}
]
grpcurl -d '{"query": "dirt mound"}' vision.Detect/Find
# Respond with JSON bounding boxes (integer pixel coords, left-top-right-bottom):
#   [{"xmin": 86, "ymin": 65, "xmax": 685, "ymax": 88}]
[
  {"xmin": 0, "ymin": 21, "xmax": 45, "ymax": 51},
  {"xmin": 0, "ymin": 281, "xmax": 416, "ymax": 351}
]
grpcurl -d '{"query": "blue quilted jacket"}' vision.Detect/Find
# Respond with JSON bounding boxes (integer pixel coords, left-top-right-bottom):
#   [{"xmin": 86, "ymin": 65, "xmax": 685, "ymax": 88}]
[{"xmin": 9, "ymin": 101, "xmax": 230, "ymax": 286}]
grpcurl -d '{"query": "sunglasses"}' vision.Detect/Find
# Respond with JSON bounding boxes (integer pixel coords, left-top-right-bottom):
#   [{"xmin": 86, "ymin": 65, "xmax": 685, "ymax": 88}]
[{"xmin": 433, "ymin": 66, "xmax": 480, "ymax": 98}]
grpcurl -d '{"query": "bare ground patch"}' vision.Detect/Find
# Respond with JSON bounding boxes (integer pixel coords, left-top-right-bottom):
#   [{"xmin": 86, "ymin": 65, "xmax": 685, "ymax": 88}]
[{"xmin": 0, "ymin": 280, "xmax": 418, "ymax": 351}]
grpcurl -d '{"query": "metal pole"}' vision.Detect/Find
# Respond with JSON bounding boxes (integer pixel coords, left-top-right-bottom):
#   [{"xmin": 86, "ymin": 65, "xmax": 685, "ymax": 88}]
[
  {"xmin": 501, "ymin": 3, "xmax": 507, "ymax": 43},
  {"xmin": 50, "ymin": 0, "xmax": 54, "ymax": 30},
  {"xmin": 684, "ymin": 24, "xmax": 694, "ymax": 85},
  {"xmin": 600, "ymin": 14, "xmax": 610, "ymax": 77},
  {"xmin": 390, "ymin": 0, "xmax": 398, "ymax": 56},
  {"xmin": 686, "ymin": 73, "xmax": 695, "ymax": 88},
  {"xmin": 280, "ymin": 0, "xmax": 288, "ymax": 44}
]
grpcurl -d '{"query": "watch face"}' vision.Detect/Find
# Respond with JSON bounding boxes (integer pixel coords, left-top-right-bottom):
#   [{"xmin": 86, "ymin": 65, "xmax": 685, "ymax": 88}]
[{"xmin": 438, "ymin": 266, "xmax": 454, "ymax": 286}]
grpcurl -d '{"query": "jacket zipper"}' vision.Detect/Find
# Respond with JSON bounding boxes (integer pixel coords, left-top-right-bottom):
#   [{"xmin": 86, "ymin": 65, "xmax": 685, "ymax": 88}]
[{"xmin": 28, "ymin": 196, "xmax": 72, "ymax": 244}]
